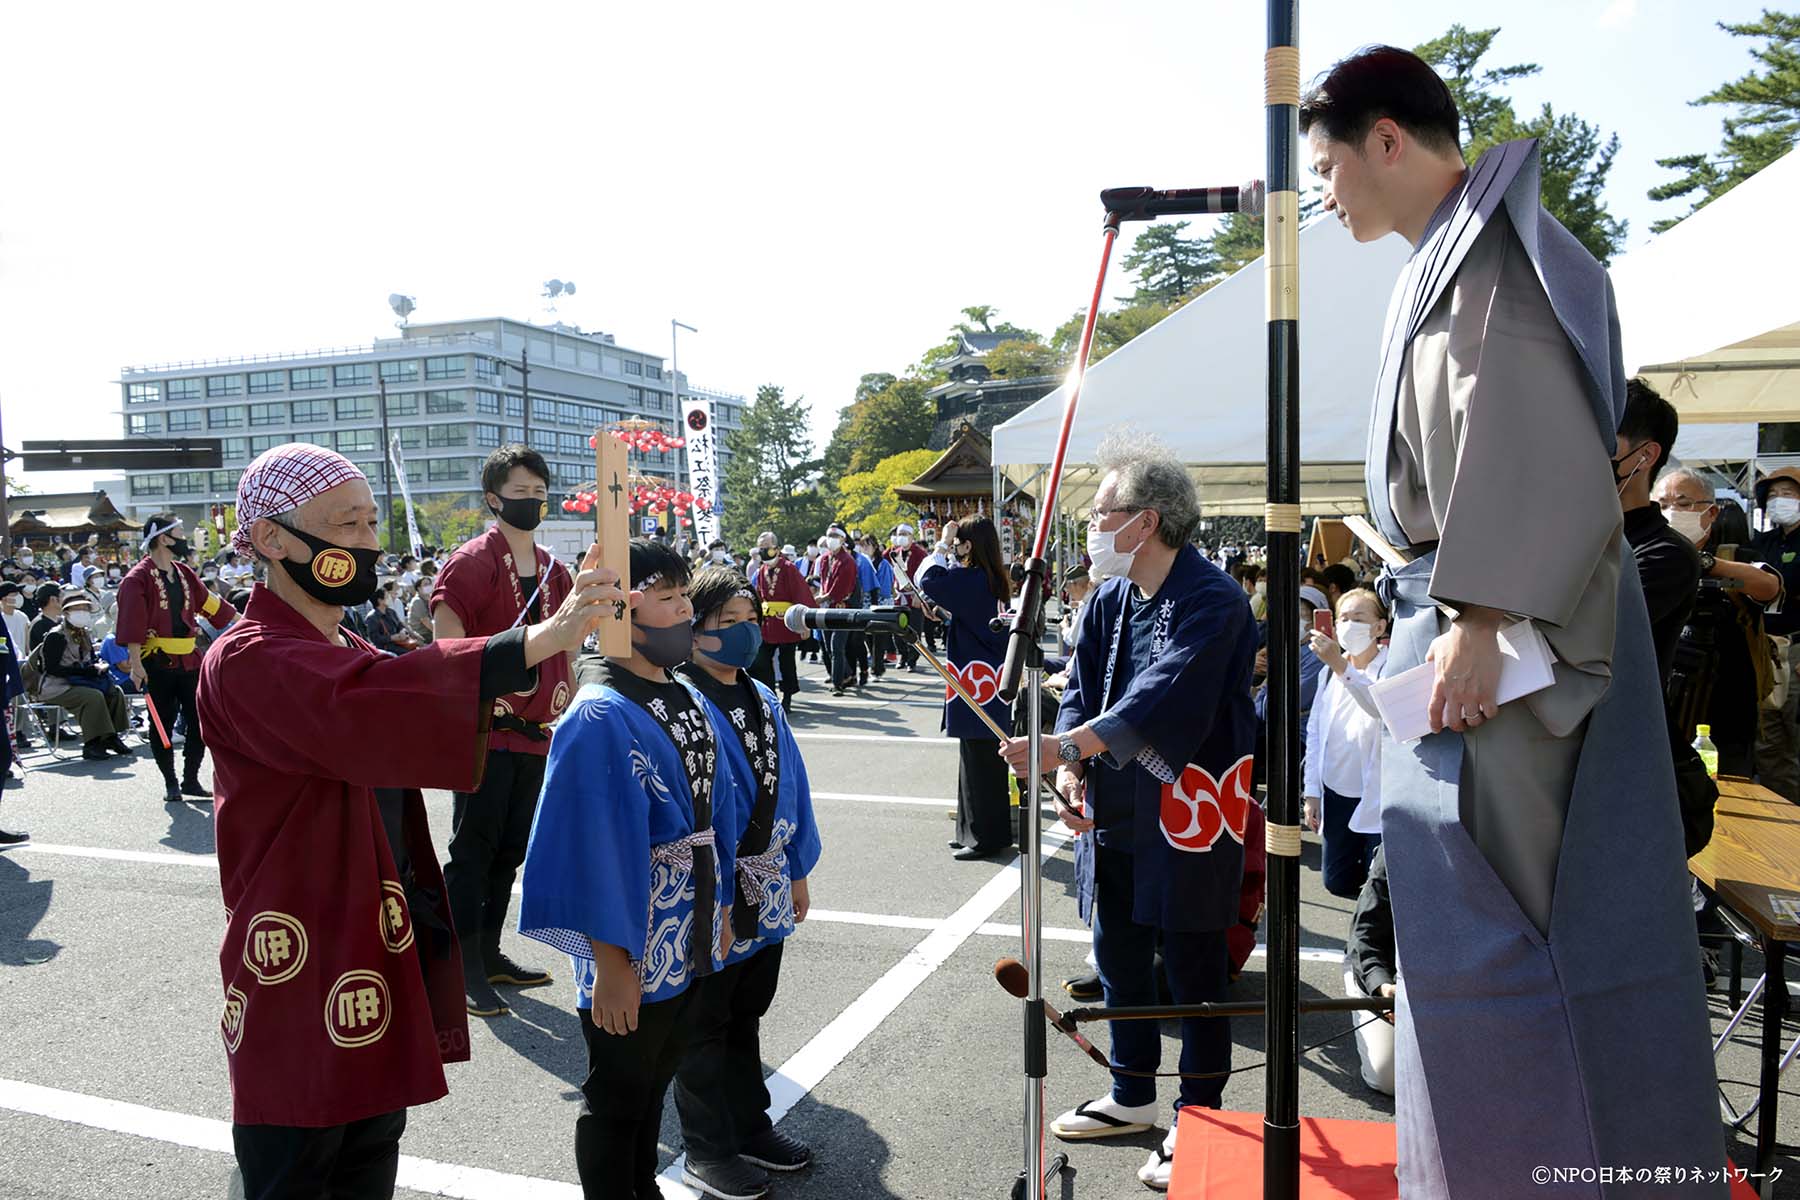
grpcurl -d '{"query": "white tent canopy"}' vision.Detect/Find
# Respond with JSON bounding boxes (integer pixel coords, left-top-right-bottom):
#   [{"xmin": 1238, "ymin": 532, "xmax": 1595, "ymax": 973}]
[
  {"xmin": 994, "ymin": 213, "xmax": 1757, "ymax": 518},
  {"xmin": 1613, "ymin": 148, "xmax": 1800, "ymax": 425}
]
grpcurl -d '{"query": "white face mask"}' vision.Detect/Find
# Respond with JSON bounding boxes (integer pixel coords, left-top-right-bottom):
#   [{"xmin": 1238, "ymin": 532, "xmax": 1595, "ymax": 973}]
[
  {"xmin": 1665, "ymin": 507, "xmax": 1710, "ymax": 544},
  {"xmin": 1255, "ymin": 579, "xmax": 1268, "ymax": 595},
  {"xmin": 1086, "ymin": 517, "xmax": 1142, "ymax": 577},
  {"xmin": 893, "ymin": 534, "xmax": 911, "ymax": 547},
  {"xmin": 1338, "ymin": 619, "xmax": 1376, "ymax": 656},
  {"xmin": 66, "ymin": 610, "xmax": 93, "ymax": 629},
  {"xmin": 825, "ymin": 536, "xmax": 844, "ymax": 552},
  {"xmin": 18, "ymin": 555, "xmax": 32, "ymax": 567},
  {"xmin": 1770, "ymin": 496, "xmax": 1800, "ymax": 528},
  {"xmin": 710, "ymin": 550, "xmax": 726, "ymax": 563}
]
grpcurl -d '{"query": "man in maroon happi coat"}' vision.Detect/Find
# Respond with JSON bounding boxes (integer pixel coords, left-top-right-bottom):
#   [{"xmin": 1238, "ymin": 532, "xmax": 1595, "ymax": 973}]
[
  {"xmin": 199, "ymin": 443, "xmax": 619, "ymax": 1200},
  {"xmin": 430, "ymin": 444, "xmax": 574, "ymax": 1017}
]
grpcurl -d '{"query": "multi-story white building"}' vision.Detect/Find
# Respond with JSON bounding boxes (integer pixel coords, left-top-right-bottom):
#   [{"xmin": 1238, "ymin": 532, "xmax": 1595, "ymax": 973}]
[{"xmin": 116, "ymin": 317, "xmax": 744, "ymax": 528}]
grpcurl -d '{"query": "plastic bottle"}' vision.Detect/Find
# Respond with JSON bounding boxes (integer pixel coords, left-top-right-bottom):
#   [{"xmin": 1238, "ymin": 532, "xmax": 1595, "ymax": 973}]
[{"xmin": 1694, "ymin": 724, "xmax": 1719, "ymax": 779}]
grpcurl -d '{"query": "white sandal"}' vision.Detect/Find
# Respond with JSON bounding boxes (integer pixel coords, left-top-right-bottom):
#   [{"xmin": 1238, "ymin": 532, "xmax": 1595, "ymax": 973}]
[{"xmin": 1049, "ymin": 1096, "xmax": 1158, "ymax": 1141}]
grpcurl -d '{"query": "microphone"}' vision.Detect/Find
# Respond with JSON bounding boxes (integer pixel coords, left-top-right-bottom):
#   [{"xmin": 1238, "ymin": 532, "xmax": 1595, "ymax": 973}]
[
  {"xmin": 994, "ymin": 958, "xmax": 1112, "ymax": 1072},
  {"xmin": 1100, "ymin": 180, "xmax": 1265, "ymax": 221},
  {"xmin": 782, "ymin": 604, "xmax": 914, "ymax": 634}
]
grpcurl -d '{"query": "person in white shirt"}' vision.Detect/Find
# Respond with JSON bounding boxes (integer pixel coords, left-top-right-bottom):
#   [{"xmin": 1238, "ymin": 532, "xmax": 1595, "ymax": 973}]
[
  {"xmin": 1302, "ymin": 586, "xmax": 1389, "ymax": 899},
  {"xmin": 69, "ymin": 547, "xmax": 99, "ymax": 590}
]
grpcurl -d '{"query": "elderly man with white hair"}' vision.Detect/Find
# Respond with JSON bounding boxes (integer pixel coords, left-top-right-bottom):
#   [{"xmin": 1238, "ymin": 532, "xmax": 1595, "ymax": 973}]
[
  {"xmin": 197, "ymin": 443, "xmax": 622, "ymax": 1200},
  {"xmin": 999, "ymin": 432, "xmax": 1256, "ymax": 1191},
  {"xmin": 1655, "ymin": 467, "xmax": 1784, "ymax": 780}
]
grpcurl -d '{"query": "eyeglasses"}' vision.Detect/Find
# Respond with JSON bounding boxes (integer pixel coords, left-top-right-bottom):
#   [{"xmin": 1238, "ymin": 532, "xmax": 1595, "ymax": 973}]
[
  {"xmin": 1660, "ymin": 496, "xmax": 1715, "ymax": 512},
  {"xmin": 1087, "ymin": 505, "xmax": 1143, "ymax": 526}
]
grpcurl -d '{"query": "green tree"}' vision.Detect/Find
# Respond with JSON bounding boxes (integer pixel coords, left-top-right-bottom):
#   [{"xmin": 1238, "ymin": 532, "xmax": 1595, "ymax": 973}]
[
  {"xmin": 416, "ymin": 493, "xmax": 488, "ymax": 549},
  {"xmin": 833, "ymin": 449, "xmax": 939, "ymax": 536},
  {"xmin": 842, "ymin": 377, "xmax": 936, "ymax": 474},
  {"xmin": 960, "ymin": 305, "xmax": 996, "ymax": 332},
  {"xmin": 720, "ymin": 383, "xmax": 822, "ymax": 549},
  {"xmin": 1414, "ymin": 24, "xmax": 1627, "ymax": 261},
  {"xmin": 1650, "ymin": 11, "xmax": 1800, "ymax": 231},
  {"xmin": 1119, "ymin": 221, "xmax": 1219, "ymax": 304},
  {"xmin": 1050, "ymin": 298, "xmax": 1178, "ymax": 366},
  {"xmin": 982, "ymin": 339, "xmax": 1061, "ymax": 380}
]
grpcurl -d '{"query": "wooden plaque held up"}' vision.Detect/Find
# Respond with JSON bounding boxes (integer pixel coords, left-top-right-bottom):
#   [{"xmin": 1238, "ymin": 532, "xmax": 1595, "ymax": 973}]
[{"xmin": 592, "ymin": 430, "xmax": 633, "ymax": 657}]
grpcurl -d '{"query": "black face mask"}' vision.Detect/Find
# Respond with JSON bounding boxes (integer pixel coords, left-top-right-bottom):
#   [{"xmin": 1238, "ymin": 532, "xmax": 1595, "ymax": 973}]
[
  {"xmin": 760, "ymin": 548, "xmax": 779, "ymax": 562},
  {"xmin": 491, "ymin": 495, "xmax": 546, "ymax": 532},
  {"xmin": 632, "ymin": 618, "xmax": 694, "ymax": 668},
  {"xmin": 168, "ymin": 537, "xmax": 191, "ymax": 559},
  {"xmin": 272, "ymin": 521, "xmax": 381, "ymax": 607}
]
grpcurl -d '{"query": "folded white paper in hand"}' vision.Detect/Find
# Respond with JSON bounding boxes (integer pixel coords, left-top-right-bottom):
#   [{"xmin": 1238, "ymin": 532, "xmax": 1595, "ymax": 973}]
[{"xmin": 1368, "ymin": 619, "xmax": 1557, "ymax": 743}]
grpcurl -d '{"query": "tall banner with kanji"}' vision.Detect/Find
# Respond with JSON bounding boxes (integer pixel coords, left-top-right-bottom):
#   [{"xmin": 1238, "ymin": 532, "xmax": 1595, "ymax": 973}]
[
  {"xmin": 680, "ymin": 396, "xmax": 721, "ymax": 547},
  {"xmin": 389, "ymin": 434, "xmax": 424, "ymax": 556}
]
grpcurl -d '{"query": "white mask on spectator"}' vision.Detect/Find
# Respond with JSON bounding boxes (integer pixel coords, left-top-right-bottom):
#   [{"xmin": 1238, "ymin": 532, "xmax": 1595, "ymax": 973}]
[
  {"xmin": 1665, "ymin": 508, "xmax": 1709, "ymax": 544},
  {"xmin": 825, "ymin": 535, "xmax": 844, "ymax": 552},
  {"xmin": 1338, "ymin": 620, "xmax": 1376, "ymax": 656},
  {"xmin": 1770, "ymin": 496, "xmax": 1800, "ymax": 528},
  {"xmin": 67, "ymin": 610, "xmax": 94, "ymax": 629},
  {"xmin": 893, "ymin": 534, "xmax": 911, "ymax": 547}
]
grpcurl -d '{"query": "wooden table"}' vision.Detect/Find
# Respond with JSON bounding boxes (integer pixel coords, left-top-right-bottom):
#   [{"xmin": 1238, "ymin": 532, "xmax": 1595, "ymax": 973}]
[{"xmin": 1689, "ymin": 776, "xmax": 1800, "ymax": 1197}]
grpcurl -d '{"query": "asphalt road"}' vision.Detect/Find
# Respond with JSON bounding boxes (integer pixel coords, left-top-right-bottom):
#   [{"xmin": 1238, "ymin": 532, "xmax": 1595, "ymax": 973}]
[{"xmin": 1, "ymin": 658, "xmax": 1796, "ymax": 1199}]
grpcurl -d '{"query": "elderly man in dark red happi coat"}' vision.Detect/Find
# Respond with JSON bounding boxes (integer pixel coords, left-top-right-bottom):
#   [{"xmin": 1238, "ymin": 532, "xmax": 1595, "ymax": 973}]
[{"xmin": 198, "ymin": 443, "xmax": 620, "ymax": 1200}]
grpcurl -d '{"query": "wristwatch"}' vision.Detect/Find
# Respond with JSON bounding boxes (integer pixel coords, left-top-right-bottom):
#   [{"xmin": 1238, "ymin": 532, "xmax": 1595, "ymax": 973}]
[
  {"xmin": 1057, "ymin": 734, "xmax": 1082, "ymax": 764},
  {"xmin": 1698, "ymin": 550, "xmax": 1716, "ymax": 575}
]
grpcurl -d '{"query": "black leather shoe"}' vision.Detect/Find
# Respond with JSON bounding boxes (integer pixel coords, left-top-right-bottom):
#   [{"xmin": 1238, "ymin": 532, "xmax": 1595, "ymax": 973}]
[
  {"xmin": 163, "ymin": 781, "xmax": 182, "ymax": 804},
  {"xmin": 1062, "ymin": 973, "xmax": 1103, "ymax": 1001},
  {"xmin": 181, "ymin": 780, "xmax": 213, "ymax": 801},
  {"xmin": 82, "ymin": 741, "xmax": 111, "ymax": 761},
  {"xmin": 105, "ymin": 735, "xmax": 133, "ymax": 756},
  {"xmin": 952, "ymin": 845, "xmax": 1010, "ymax": 862}
]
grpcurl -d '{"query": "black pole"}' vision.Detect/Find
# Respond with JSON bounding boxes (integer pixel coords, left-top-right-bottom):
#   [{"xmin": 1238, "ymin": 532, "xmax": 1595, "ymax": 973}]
[
  {"xmin": 1263, "ymin": 3, "xmax": 1303, "ymax": 1198},
  {"xmin": 377, "ymin": 376, "xmax": 395, "ymax": 553},
  {"xmin": 519, "ymin": 346, "xmax": 531, "ymax": 449}
]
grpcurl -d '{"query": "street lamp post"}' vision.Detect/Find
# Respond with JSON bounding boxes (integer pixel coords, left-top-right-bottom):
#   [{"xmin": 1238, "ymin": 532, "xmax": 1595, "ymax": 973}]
[{"xmin": 377, "ymin": 376, "xmax": 396, "ymax": 552}]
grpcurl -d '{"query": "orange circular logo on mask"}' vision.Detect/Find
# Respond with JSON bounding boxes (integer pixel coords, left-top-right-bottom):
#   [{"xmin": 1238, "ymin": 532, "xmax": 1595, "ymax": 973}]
[{"xmin": 311, "ymin": 548, "xmax": 357, "ymax": 587}]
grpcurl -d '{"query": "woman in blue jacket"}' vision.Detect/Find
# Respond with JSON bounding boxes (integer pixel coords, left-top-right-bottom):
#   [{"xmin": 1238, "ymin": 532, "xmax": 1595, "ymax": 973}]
[{"xmin": 919, "ymin": 516, "xmax": 1014, "ymax": 861}]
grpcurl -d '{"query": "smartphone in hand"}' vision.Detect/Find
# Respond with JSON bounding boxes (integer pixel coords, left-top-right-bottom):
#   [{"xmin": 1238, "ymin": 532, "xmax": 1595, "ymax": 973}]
[{"xmin": 1312, "ymin": 609, "xmax": 1334, "ymax": 641}]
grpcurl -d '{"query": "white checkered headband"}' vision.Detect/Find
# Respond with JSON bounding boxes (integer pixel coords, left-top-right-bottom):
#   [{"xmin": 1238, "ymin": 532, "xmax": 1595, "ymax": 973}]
[
  {"xmin": 141, "ymin": 515, "xmax": 184, "ymax": 550},
  {"xmin": 231, "ymin": 443, "xmax": 367, "ymax": 557}
]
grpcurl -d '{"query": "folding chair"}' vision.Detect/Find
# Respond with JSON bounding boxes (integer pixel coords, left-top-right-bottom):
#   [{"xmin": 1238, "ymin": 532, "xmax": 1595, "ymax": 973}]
[{"xmin": 1710, "ymin": 905, "xmax": 1800, "ymax": 1128}]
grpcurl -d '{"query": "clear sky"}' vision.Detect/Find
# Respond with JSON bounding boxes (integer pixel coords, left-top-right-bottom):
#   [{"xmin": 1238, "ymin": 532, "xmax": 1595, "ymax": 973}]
[{"xmin": 1, "ymin": 0, "xmax": 1775, "ymax": 494}]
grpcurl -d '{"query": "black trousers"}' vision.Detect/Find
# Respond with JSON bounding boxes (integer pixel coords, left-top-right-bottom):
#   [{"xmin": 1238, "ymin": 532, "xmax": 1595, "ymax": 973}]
[
  {"xmin": 444, "ymin": 749, "xmax": 546, "ymax": 941},
  {"xmin": 750, "ymin": 641, "xmax": 798, "ymax": 699},
  {"xmin": 673, "ymin": 942, "xmax": 784, "ymax": 1162},
  {"xmin": 846, "ymin": 631, "xmax": 869, "ymax": 678},
  {"xmin": 956, "ymin": 736, "xmax": 1014, "ymax": 852},
  {"xmin": 233, "ymin": 1108, "xmax": 406, "ymax": 1200},
  {"xmin": 577, "ymin": 990, "xmax": 695, "ymax": 1199},
  {"xmin": 144, "ymin": 661, "xmax": 203, "ymax": 785}
]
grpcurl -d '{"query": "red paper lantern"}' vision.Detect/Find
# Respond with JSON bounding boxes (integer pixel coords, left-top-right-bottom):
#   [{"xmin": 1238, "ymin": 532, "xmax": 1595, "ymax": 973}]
[{"xmin": 587, "ymin": 435, "xmax": 597, "ymax": 449}]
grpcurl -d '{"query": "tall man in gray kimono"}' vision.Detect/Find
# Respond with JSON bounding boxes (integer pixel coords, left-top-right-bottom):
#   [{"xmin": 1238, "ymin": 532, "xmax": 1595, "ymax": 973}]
[{"xmin": 1303, "ymin": 46, "xmax": 1723, "ymax": 1196}]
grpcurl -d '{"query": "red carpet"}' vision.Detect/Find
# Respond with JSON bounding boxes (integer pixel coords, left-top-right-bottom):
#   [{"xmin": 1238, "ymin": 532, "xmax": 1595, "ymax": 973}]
[{"xmin": 1167, "ymin": 1108, "xmax": 1758, "ymax": 1198}]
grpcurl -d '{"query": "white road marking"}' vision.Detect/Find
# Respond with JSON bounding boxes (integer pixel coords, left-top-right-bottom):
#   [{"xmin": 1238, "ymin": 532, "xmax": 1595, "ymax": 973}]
[
  {"xmin": 8, "ymin": 843, "xmax": 1348, "ymax": 960},
  {"xmin": 810, "ymin": 791, "xmax": 950, "ymax": 807},
  {"xmin": 0, "ymin": 1077, "xmax": 584, "ymax": 1199},
  {"xmin": 18, "ymin": 842, "xmax": 216, "ymax": 868},
  {"xmin": 791, "ymin": 732, "xmax": 956, "ymax": 745}
]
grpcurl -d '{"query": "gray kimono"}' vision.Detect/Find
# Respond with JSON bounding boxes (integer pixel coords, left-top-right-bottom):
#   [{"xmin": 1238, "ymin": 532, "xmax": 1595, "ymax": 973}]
[{"xmin": 1366, "ymin": 139, "xmax": 1725, "ymax": 1197}]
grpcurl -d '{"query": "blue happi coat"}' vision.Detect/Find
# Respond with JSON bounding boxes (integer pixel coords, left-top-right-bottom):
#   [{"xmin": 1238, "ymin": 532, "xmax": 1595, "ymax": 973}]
[
  {"xmin": 697, "ymin": 677, "xmax": 823, "ymax": 966},
  {"xmin": 518, "ymin": 680, "xmax": 741, "ymax": 1007},
  {"xmin": 918, "ymin": 563, "xmax": 1011, "ymax": 740},
  {"xmin": 1058, "ymin": 545, "xmax": 1258, "ymax": 933}
]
